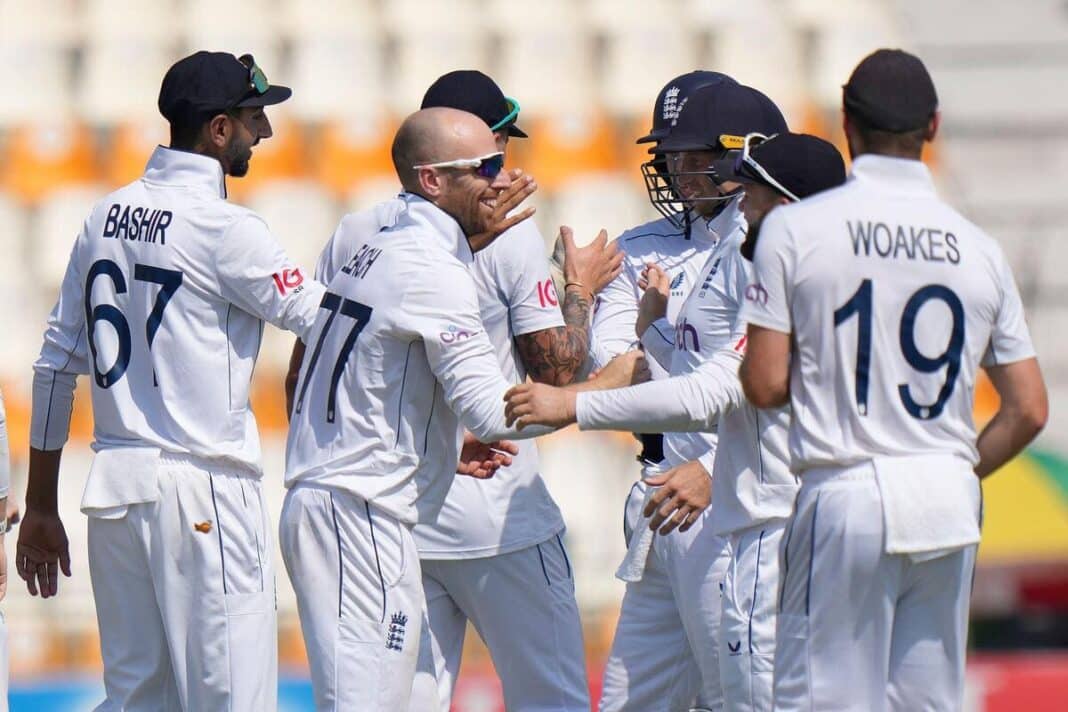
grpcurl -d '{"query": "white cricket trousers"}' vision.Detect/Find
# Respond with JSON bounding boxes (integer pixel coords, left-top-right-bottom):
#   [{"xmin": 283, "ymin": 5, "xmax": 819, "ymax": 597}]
[
  {"xmin": 87, "ymin": 455, "xmax": 277, "ymax": 712},
  {"xmin": 600, "ymin": 481, "xmax": 731, "ymax": 712},
  {"xmin": 773, "ymin": 466, "xmax": 976, "ymax": 712},
  {"xmin": 410, "ymin": 535, "xmax": 590, "ymax": 711},
  {"xmin": 719, "ymin": 521, "xmax": 786, "ymax": 712},
  {"xmin": 280, "ymin": 483, "xmax": 424, "ymax": 712}
]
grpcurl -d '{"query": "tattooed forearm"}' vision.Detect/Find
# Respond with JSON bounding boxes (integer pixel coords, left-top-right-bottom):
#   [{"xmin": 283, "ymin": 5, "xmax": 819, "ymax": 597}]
[{"xmin": 514, "ymin": 288, "xmax": 591, "ymax": 386}]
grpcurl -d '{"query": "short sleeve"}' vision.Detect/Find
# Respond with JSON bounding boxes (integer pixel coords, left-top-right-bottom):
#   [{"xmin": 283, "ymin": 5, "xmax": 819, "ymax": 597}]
[
  {"xmin": 739, "ymin": 209, "xmax": 796, "ymax": 335},
  {"xmin": 215, "ymin": 214, "xmax": 326, "ymax": 342},
  {"xmin": 493, "ymin": 220, "xmax": 565, "ymax": 336},
  {"xmin": 0, "ymin": 388, "xmax": 10, "ymax": 498},
  {"xmin": 982, "ymin": 250, "xmax": 1036, "ymax": 367}
]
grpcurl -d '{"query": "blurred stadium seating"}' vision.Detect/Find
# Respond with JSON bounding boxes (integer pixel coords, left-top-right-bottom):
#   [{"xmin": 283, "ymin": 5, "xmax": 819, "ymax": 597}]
[{"xmin": 1, "ymin": 0, "xmax": 1066, "ymax": 710}]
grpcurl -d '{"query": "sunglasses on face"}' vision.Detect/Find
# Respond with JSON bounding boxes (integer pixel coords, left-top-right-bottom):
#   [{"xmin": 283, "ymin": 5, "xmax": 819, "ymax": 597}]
[
  {"xmin": 734, "ymin": 132, "xmax": 800, "ymax": 202},
  {"xmin": 238, "ymin": 53, "xmax": 269, "ymax": 95},
  {"xmin": 413, "ymin": 152, "xmax": 506, "ymax": 180}
]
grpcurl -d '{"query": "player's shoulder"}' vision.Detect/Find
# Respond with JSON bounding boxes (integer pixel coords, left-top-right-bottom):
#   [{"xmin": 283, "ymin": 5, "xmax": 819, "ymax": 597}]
[
  {"xmin": 775, "ymin": 180, "xmax": 859, "ymax": 224},
  {"xmin": 615, "ymin": 215, "xmax": 688, "ymax": 255},
  {"xmin": 336, "ymin": 196, "xmax": 406, "ymax": 243},
  {"xmin": 477, "ymin": 214, "xmax": 545, "ymax": 265}
]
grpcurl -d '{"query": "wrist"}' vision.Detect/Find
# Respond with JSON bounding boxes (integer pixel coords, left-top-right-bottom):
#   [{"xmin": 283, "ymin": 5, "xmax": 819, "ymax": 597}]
[{"xmin": 563, "ymin": 282, "xmax": 593, "ymax": 302}]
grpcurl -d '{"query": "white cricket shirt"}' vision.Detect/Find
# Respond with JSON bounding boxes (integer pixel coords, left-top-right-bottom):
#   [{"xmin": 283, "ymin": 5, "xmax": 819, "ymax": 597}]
[
  {"xmin": 31, "ymin": 147, "xmax": 324, "ymax": 510},
  {"xmin": 284, "ymin": 195, "xmax": 551, "ymax": 526},
  {"xmin": 741, "ymin": 154, "xmax": 1036, "ymax": 472},
  {"xmin": 661, "ymin": 200, "xmax": 749, "ymax": 471},
  {"xmin": 589, "ymin": 214, "xmax": 720, "ymax": 376},
  {"xmin": 577, "ymin": 317, "xmax": 797, "ymax": 536},
  {"xmin": 312, "ymin": 196, "xmax": 566, "ymax": 557}
]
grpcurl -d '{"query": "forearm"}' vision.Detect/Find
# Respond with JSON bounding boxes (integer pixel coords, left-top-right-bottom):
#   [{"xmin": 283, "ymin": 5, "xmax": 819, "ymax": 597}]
[
  {"xmin": 974, "ymin": 407, "xmax": 1045, "ymax": 478},
  {"xmin": 516, "ymin": 287, "xmax": 591, "ymax": 386},
  {"xmin": 639, "ymin": 318, "xmax": 675, "ymax": 370},
  {"xmin": 577, "ymin": 358, "xmax": 742, "ymax": 432},
  {"xmin": 26, "ymin": 448, "xmax": 63, "ymax": 514}
]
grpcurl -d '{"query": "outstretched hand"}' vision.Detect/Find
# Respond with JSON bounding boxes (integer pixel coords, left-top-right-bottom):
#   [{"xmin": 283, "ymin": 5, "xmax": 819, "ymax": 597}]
[
  {"xmin": 588, "ymin": 350, "xmax": 651, "ymax": 389},
  {"xmin": 558, "ymin": 226, "xmax": 624, "ymax": 297},
  {"xmin": 467, "ymin": 169, "xmax": 538, "ymax": 252},
  {"xmin": 643, "ymin": 460, "xmax": 712, "ymax": 535},
  {"xmin": 504, "ymin": 383, "xmax": 577, "ymax": 430},
  {"xmin": 457, "ymin": 433, "xmax": 519, "ymax": 479}
]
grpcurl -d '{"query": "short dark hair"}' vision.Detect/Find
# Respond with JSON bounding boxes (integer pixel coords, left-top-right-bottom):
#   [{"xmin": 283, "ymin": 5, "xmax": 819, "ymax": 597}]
[
  {"xmin": 168, "ymin": 111, "xmax": 213, "ymax": 150},
  {"xmin": 846, "ymin": 108, "xmax": 927, "ymax": 158}
]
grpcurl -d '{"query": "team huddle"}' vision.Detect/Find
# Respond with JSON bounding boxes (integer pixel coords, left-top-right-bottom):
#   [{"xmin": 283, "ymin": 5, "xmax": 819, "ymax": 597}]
[{"xmin": 11, "ymin": 44, "xmax": 1048, "ymax": 712}]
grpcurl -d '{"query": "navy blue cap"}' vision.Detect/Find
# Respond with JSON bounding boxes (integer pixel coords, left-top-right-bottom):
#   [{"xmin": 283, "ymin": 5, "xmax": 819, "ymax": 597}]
[
  {"xmin": 158, "ymin": 51, "xmax": 291, "ymax": 124},
  {"xmin": 843, "ymin": 49, "xmax": 938, "ymax": 132},
  {"xmin": 653, "ymin": 83, "xmax": 788, "ymax": 153},
  {"xmin": 421, "ymin": 70, "xmax": 527, "ymax": 138},
  {"xmin": 711, "ymin": 132, "xmax": 846, "ymax": 199},
  {"xmin": 636, "ymin": 71, "xmax": 737, "ymax": 144}
]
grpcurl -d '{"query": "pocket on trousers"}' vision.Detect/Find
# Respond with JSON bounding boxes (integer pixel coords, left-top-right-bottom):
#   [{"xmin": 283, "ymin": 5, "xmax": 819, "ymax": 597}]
[
  {"xmin": 225, "ymin": 591, "xmax": 277, "ymax": 710},
  {"xmin": 336, "ymin": 618, "xmax": 385, "ymax": 709}
]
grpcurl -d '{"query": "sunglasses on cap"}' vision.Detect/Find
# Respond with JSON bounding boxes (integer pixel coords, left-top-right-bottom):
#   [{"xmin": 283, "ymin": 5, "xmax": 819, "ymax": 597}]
[
  {"xmin": 239, "ymin": 53, "xmax": 270, "ymax": 95},
  {"xmin": 413, "ymin": 152, "xmax": 506, "ymax": 180},
  {"xmin": 733, "ymin": 132, "xmax": 800, "ymax": 202},
  {"xmin": 491, "ymin": 97, "xmax": 520, "ymax": 132}
]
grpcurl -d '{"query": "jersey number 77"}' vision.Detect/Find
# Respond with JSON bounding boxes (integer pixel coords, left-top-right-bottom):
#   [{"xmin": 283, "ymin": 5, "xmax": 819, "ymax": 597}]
[{"xmin": 293, "ymin": 292, "xmax": 374, "ymax": 423}]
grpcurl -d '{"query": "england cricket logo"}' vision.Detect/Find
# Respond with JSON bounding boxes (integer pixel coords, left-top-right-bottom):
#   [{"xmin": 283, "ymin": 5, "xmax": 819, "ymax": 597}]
[
  {"xmin": 386, "ymin": 612, "xmax": 408, "ymax": 652},
  {"xmin": 662, "ymin": 86, "xmax": 681, "ymax": 122}
]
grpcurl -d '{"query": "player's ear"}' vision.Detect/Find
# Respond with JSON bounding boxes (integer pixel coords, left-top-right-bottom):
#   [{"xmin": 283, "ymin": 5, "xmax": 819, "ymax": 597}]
[
  {"xmin": 924, "ymin": 111, "xmax": 940, "ymax": 143},
  {"xmin": 206, "ymin": 113, "xmax": 231, "ymax": 149},
  {"xmin": 418, "ymin": 167, "xmax": 445, "ymax": 199}
]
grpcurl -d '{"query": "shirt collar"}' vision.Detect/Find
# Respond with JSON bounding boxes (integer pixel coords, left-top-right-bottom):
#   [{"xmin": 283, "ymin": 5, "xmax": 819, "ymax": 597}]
[
  {"xmin": 142, "ymin": 146, "xmax": 227, "ymax": 198},
  {"xmin": 849, "ymin": 154, "xmax": 936, "ymax": 196},
  {"xmin": 695, "ymin": 195, "xmax": 745, "ymax": 245},
  {"xmin": 396, "ymin": 193, "xmax": 475, "ymax": 264}
]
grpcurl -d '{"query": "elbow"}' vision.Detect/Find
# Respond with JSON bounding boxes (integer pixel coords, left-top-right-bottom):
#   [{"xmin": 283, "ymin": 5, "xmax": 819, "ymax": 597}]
[
  {"xmin": 739, "ymin": 360, "xmax": 788, "ymax": 409},
  {"xmin": 1021, "ymin": 398, "xmax": 1049, "ymax": 440}
]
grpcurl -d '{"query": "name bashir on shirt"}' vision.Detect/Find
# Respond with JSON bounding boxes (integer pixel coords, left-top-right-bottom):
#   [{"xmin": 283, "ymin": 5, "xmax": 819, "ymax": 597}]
[
  {"xmin": 847, "ymin": 219, "xmax": 960, "ymax": 264},
  {"xmin": 341, "ymin": 243, "xmax": 382, "ymax": 279},
  {"xmin": 102, "ymin": 203, "xmax": 173, "ymax": 245}
]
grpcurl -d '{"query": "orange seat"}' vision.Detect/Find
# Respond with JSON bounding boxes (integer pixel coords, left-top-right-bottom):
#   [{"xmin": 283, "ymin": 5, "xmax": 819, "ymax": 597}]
[
  {"xmin": 515, "ymin": 112, "xmax": 622, "ymax": 192},
  {"xmin": 0, "ymin": 121, "xmax": 98, "ymax": 204},
  {"xmin": 313, "ymin": 115, "xmax": 398, "ymax": 197},
  {"xmin": 104, "ymin": 120, "xmax": 170, "ymax": 188}
]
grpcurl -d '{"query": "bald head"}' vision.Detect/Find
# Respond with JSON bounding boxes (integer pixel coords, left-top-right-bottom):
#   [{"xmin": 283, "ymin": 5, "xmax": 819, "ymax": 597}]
[{"xmin": 392, "ymin": 107, "xmax": 498, "ymax": 193}]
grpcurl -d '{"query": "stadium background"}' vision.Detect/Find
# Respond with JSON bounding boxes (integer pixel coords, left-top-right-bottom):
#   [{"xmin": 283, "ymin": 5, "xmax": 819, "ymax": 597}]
[{"xmin": 1, "ymin": 0, "xmax": 1066, "ymax": 709}]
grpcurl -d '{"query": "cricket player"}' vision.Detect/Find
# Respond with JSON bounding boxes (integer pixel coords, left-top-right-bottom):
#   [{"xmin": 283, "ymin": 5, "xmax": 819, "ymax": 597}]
[
  {"xmin": 16, "ymin": 52, "xmax": 323, "ymax": 711},
  {"xmin": 505, "ymin": 132, "xmax": 848, "ymax": 712},
  {"xmin": 739, "ymin": 50, "xmax": 1048, "ymax": 711},
  {"xmin": 281, "ymin": 107, "xmax": 642, "ymax": 711},
  {"xmin": 594, "ymin": 82, "xmax": 789, "ymax": 712},
  {"xmin": 585, "ymin": 70, "xmax": 738, "ymax": 710},
  {"xmin": 283, "ymin": 71, "xmax": 620, "ymax": 711}
]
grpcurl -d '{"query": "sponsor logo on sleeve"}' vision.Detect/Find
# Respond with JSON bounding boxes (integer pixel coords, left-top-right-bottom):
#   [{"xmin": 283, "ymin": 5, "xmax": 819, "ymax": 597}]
[
  {"xmin": 536, "ymin": 279, "xmax": 558, "ymax": 308},
  {"xmin": 733, "ymin": 334, "xmax": 748, "ymax": 354},
  {"xmin": 440, "ymin": 324, "xmax": 476, "ymax": 345},
  {"xmin": 272, "ymin": 267, "xmax": 305, "ymax": 296},
  {"xmin": 745, "ymin": 283, "xmax": 768, "ymax": 306}
]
